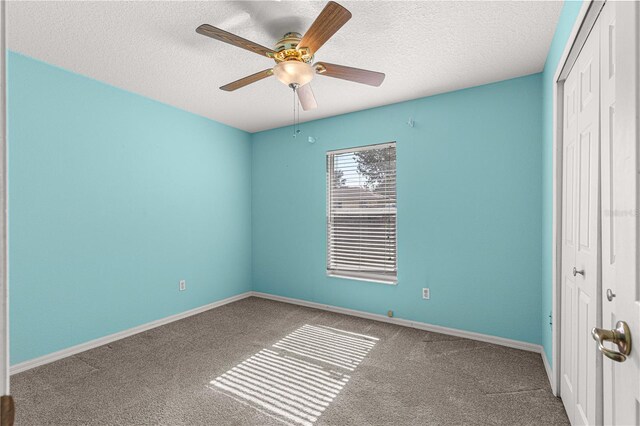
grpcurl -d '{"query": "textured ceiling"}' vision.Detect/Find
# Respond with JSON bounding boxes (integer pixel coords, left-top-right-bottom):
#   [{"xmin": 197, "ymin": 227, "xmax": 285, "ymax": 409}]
[{"xmin": 7, "ymin": 1, "xmax": 563, "ymax": 133}]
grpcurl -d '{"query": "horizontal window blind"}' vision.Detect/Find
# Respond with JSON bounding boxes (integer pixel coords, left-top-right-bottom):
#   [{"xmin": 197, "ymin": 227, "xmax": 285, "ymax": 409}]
[{"xmin": 326, "ymin": 142, "xmax": 397, "ymax": 284}]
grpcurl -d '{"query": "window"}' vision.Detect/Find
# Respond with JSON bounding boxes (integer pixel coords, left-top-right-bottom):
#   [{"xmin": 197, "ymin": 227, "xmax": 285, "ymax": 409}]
[{"xmin": 326, "ymin": 142, "xmax": 397, "ymax": 284}]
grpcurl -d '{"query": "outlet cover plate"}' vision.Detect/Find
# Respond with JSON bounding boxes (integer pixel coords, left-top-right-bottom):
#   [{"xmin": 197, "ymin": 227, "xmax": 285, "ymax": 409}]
[
  {"xmin": 422, "ymin": 288, "xmax": 430, "ymax": 300},
  {"xmin": 179, "ymin": 280, "xmax": 186, "ymax": 291}
]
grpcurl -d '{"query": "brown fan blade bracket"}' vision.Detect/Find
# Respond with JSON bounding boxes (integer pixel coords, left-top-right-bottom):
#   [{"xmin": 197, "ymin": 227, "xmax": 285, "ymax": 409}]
[
  {"xmin": 298, "ymin": 1, "xmax": 352, "ymax": 55},
  {"xmin": 196, "ymin": 24, "xmax": 276, "ymax": 58}
]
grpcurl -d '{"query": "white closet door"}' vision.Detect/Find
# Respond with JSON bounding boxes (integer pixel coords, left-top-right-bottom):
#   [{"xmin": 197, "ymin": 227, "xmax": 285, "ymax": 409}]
[
  {"xmin": 599, "ymin": 2, "xmax": 616, "ymax": 424},
  {"xmin": 561, "ymin": 57, "xmax": 579, "ymax": 422},
  {"xmin": 574, "ymin": 16, "xmax": 601, "ymax": 425},
  {"xmin": 561, "ymin": 16, "xmax": 602, "ymax": 426},
  {"xmin": 599, "ymin": 1, "xmax": 640, "ymax": 424}
]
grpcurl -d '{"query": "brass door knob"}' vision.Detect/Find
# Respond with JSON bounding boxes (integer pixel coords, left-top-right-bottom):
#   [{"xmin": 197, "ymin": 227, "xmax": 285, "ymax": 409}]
[{"xmin": 592, "ymin": 321, "xmax": 632, "ymax": 362}]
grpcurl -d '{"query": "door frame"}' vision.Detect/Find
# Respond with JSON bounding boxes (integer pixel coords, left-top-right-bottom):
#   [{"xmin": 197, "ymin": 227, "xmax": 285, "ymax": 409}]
[
  {"xmin": 0, "ymin": 0, "xmax": 9, "ymax": 400},
  {"xmin": 551, "ymin": 0, "xmax": 600, "ymax": 397}
]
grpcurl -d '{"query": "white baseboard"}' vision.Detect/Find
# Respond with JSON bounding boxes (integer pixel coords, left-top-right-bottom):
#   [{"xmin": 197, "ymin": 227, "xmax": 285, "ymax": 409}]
[
  {"xmin": 11, "ymin": 290, "xmax": 551, "ymax": 379},
  {"xmin": 541, "ymin": 348, "xmax": 556, "ymax": 394},
  {"xmin": 251, "ymin": 291, "xmax": 543, "ymax": 353},
  {"xmin": 10, "ymin": 291, "xmax": 253, "ymax": 375}
]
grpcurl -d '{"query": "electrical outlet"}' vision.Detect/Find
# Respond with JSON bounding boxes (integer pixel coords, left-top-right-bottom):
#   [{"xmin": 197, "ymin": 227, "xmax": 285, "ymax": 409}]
[
  {"xmin": 422, "ymin": 288, "xmax": 430, "ymax": 300},
  {"xmin": 179, "ymin": 280, "xmax": 186, "ymax": 291}
]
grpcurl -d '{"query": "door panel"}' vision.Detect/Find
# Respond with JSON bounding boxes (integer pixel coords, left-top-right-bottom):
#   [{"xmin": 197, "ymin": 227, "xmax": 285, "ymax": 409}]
[
  {"xmin": 578, "ymin": 130, "xmax": 593, "ymax": 251},
  {"xmin": 565, "ymin": 140, "xmax": 576, "ymax": 247},
  {"xmin": 562, "ymin": 277, "xmax": 576, "ymax": 401},
  {"xmin": 577, "ymin": 288, "xmax": 592, "ymax": 424}
]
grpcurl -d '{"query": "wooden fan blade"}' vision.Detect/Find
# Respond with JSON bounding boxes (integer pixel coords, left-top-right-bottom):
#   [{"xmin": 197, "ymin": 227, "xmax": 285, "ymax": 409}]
[
  {"xmin": 220, "ymin": 69, "xmax": 273, "ymax": 91},
  {"xmin": 298, "ymin": 1, "xmax": 351, "ymax": 55},
  {"xmin": 315, "ymin": 62, "xmax": 385, "ymax": 87},
  {"xmin": 196, "ymin": 24, "xmax": 276, "ymax": 58},
  {"xmin": 297, "ymin": 84, "xmax": 317, "ymax": 111}
]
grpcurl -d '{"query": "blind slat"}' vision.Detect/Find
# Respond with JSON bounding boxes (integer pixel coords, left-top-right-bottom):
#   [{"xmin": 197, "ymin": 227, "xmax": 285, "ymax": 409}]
[{"xmin": 329, "ymin": 251, "xmax": 397, "ymax": 260}]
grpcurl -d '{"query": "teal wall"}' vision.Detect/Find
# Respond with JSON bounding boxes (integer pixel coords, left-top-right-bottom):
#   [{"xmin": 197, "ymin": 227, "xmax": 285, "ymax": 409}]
[
  {"xmin": 252, "ymin": 74, "xmax": 543, "ymax": 345},
  {"xmin": 8, "ymin": 52, "xmax": 252, "ymax": 364},
  {"xmin": 541, "ymin": 0, "xmax": 584, "ymax": 367},
  {"xmin": 9, "ymin": 6, "xmax": 578, "ymax": 364}
]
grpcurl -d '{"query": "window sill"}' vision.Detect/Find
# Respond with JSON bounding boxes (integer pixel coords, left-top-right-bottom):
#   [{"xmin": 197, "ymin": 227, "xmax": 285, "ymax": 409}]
[{"xmin": 327, "ymin": 271, "xmax": 398, "ymax": 286}]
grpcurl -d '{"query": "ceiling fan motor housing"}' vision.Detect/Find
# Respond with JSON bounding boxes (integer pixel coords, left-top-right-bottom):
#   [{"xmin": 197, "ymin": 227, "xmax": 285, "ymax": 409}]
[{"xmin": 273, "ymin": 32, "xmax": 314, "ymax": 64}]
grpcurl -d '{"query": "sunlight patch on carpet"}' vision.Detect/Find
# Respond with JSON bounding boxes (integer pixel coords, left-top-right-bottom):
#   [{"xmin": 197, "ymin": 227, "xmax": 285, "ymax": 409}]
[{"xmin": 210, "ymin": 324, "xmax": 378, "ymax": 425}]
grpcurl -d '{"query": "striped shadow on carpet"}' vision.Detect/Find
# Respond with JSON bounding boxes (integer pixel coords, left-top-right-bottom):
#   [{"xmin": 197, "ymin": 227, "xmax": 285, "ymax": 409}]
[{"xmin": 210, "ymin": 324, "xmax": 379, "ymax": 425}]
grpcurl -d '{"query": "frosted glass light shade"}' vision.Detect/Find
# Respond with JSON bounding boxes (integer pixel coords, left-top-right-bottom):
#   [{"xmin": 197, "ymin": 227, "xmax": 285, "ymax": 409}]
[{"xmin": 273, "ymin": 61, "xmax": 315, "ymax": 86}]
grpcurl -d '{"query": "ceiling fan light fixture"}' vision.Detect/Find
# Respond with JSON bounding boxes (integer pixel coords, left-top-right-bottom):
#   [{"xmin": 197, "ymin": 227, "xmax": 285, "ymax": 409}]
[{"xmin": 273, "ymin": 61, "xmax": 315, "ymax": 86}]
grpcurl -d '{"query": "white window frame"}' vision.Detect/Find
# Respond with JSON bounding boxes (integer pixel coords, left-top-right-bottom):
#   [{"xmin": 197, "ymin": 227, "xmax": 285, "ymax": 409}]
[{"xmin": 326, "ymin": 142, "xmax": 397, "ymax": 285}]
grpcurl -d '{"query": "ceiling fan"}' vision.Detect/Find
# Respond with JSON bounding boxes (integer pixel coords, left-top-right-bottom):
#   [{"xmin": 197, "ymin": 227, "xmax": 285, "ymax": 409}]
[{"xmin": 196, "ymin": 1, "xmax": 385, "ymax": 111}]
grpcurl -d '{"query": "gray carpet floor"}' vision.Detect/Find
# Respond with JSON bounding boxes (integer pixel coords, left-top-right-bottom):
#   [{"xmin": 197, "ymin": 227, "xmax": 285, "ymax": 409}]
[{"xmin": 11, "ymin": 297, "xmax": 569, "ymax": 425}]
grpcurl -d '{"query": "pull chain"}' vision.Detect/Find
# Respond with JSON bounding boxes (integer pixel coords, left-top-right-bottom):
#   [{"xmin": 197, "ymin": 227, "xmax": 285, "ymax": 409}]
[
  {"xmin": 290, "ymin": 83, "xmax": 301, "ymax": 138},
  {"xmin": 296, "ymin": 87, "xmax": 300, "ymax": 136},
  {"xmin": 296, "ymin": 88, "xmax": 300, "ymax": 136}
]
